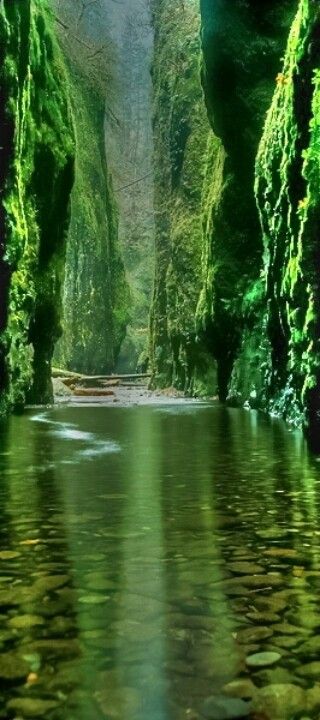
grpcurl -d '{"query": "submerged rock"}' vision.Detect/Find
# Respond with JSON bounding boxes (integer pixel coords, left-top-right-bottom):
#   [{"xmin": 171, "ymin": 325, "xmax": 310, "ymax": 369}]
[
  {"xmin": 7, "ymin": 698, "xmax": 59, "ymax": 717},
  {"xmin": 251, "ymin": 684, "xmax": 306, "ymax": 719},
  {"xmin": 0, "ymin": 651, "xmax": 30, "ymax": 679},
  {"xmin": 246, "ymin": 651, "xmax": 281, "ymax": 668},
  {"xmin": 201, "ymin": 695, "xmax": 251, "ymax": 719}
]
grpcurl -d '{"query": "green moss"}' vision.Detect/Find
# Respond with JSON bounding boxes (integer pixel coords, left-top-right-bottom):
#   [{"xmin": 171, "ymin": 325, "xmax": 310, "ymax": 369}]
[
  {"xmin": 149, "ymin": 0, "xmax": 218, "ymax": 395},
  {"xmin": 0, "ymin": 0, "xmax": 74, "ymax": 408},
  {"xmin": 53, "ymin": 20, "xmax": 130, "ymax": 374},
  {"xmin": 255, "ymin": 0, "xmax": 320, "ymax": 444}
]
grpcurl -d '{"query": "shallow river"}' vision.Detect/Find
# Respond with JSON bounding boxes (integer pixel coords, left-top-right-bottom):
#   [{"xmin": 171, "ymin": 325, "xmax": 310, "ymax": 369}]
[{"xmin": 0, "ymin": 402, "xmax": 320, "ymax": 719}]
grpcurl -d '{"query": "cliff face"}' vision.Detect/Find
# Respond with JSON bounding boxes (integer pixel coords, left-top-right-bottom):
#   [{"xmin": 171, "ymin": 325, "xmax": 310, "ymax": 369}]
[
  {"xmin": 255, "ymin": 0, "xmax": 320, "ymax": 448},
  {"xmin": 150, "ymin": 0, "xmax": 296, "ymax": 399},
  {"xmin": 52, "ymin": 1, "xmax": 130, "ymax": 374},
  {"xmin": 198, "ymin": 0, "xmax": 296, "ymax": 400},
  {"xmin": 0, "ymin": 0, "xmax": 74, "ymax": 407},
  {"xmin": 150, "ymin": 0, "xmax": 219, "ymax": 395}
]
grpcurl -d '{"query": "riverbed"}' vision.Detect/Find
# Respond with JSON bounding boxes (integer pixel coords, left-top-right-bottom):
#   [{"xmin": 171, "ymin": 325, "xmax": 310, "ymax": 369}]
[{"xmin": 0, "ymin": 401, "xmax": 320, "ymax": 719}]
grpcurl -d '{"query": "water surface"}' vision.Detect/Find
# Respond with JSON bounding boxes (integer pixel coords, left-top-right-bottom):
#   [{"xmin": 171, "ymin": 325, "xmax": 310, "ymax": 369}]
[{"xmin": 0, "ymin": 403, "xmax": 320, "ymax": 719}]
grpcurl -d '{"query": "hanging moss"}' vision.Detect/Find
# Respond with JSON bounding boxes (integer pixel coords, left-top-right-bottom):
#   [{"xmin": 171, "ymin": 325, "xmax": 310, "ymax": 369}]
[
  {"xmin": 256, "ymin": 0, "xmax": 320, "ymax": 447},
  {"xmin": 0, "ymin": 0, "xmax": 74, "ymax": 409}
]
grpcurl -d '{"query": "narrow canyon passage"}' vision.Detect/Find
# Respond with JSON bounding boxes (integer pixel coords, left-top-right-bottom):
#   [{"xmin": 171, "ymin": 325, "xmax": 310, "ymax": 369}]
[{"xmin": 0, "ymin": 1, "xmax": 319, "ymax": 719}]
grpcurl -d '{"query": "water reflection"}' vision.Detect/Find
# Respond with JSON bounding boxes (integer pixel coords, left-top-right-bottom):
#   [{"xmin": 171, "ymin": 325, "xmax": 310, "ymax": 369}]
[{"xmin": 0, "ymin": 404, "xmax": 319, "ymax": 718}]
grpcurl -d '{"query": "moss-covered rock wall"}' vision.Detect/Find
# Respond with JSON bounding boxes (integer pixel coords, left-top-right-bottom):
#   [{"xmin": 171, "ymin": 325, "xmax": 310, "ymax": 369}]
[
  {"xmin": 198, "ymin": 0, "xmax": 296, "ymax": 400},
  {"xmin": 0, "ymin": 0, "xmax": 74, "ymax": 408},
  {"xmin": 52, "ymin": 6, "xmax": 130, "ymax": 374},
  {"xmin": 255, "ymin": 0, "xmax": 320, "ymax": 449},
  {"xmin": 149, "ymin": 0, "xmax": 219, "ymax": 395}
]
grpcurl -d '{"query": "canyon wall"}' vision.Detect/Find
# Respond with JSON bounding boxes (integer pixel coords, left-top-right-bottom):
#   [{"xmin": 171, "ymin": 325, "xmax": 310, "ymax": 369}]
[
  {"xmin": 0, "ymin": 0, "xmax": 74, "ymax": 407},
  {"xmin": 52, "ymin": 0, "xmax": 130, "ymax": 374}
]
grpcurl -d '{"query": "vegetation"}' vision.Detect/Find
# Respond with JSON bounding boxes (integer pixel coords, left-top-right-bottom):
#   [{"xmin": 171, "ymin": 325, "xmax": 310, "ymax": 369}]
[
  {"xmin": 52, "ymin": 0, "xmax": 130, "ymax": 374},
  {"xmin": 0, "ymin": 0, "xmax": 74, "ymax": 408}
]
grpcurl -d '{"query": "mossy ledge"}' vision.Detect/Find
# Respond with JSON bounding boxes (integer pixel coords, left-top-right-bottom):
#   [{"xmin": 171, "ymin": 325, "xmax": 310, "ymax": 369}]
[
  {"xmin": 255, "ymin": 0, "xmax": 320, "ymax": 449},
  {"xmin": 0, "ymin": 0, "xmax": 74, "ymax": 409}
]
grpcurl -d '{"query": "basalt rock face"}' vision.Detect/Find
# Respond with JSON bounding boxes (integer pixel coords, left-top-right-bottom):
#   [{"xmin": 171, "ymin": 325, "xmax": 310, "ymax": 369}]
[
  {"xmin": 0, "ymin": 0, "xmax": 74, "ymax": 408},
  {"xmin": 150, "ymin": 0, "xmax": 295, "ymax": 399},
  {"xmin": 198, "ymin": 0, "xmax": 296, "ymax": 401},
  {"xmin": 255, "ymin": 0, "xmax": 320, "ymax": 448},
  {"xmin": 149, "ymin": 0, "xmax": 219, "ymax": 396},
  {"xmin": 53, "ymin": 4, "xmax": 130, "ymax": 375}
]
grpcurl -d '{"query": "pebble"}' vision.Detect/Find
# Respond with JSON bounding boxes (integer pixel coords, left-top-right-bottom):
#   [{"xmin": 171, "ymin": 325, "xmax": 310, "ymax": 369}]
[{"xmin": 246, "ymin": 651, "xmax": 281, "ymax": 668}]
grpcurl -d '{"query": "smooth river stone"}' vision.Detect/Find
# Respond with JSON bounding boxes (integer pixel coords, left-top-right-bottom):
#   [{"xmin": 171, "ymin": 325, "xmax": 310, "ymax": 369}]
[
  {"xmin": 246, "ymin": 612, "xmax": 280, "ymax": 624},
  {"xmin": 297, "ymin": 636, "xmax": 320, "ymax": 656},
  {"xmin": 297, "ymin": 661, "xmax": 320, "ymax": 679},
  {"xmin": 7, "ymin": 698, "xmax": 59, "ymax": 717},
  {"xmin": 0, "ymin": 651, "xmax": 30, "ymax": 679},
  {"xmin": 201, "ymin": 696, "xmax": 251, "ymax": 719},
  {"xmin": 251, "ymin": 684, "xmax": 306, "ymax": 720},
  {"xmin": 222, "ymin": 679, "xmax": 256, "ymax": 700},
  {"xmin": 0, "ymin": 550, "xmax": 21, "ymax": 560},
  {"xmin": 235, "ymin": 626, "xmax": 273, "ymax": 644},
  {"xmin": 23, "ymin": 639, "xmax": 80, "ymax": 659},
  {"xmin": 263, "ymin": 548, "xmax": 299, "ymax": 560},
  {"xmin": 228, "ymin": 562, "xmax": 264, "ymax": 575},
  {"xmin": 83, "ymin": 572, "xmax": 116, "ymax": 591},
  {"xmin": 32, "ymin": 574, "xmax": 70, "ymax": 594},
  {"xmin": 8, "ymin": 614, "xmax": 45, "ymax": 630},
  {"xmin": 78, "ymin": 594, "xmax": 110, "ymax": 605},
  {"xmin": 246, "ymin": 651, "xmax": 281, "ymax": 668}
]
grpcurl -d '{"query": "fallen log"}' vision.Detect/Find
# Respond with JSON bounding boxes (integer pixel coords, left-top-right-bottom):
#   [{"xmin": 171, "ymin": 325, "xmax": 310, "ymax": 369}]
[{"xmin": 72, "ymin": 388, "xmax": 115, "ymax": 397}]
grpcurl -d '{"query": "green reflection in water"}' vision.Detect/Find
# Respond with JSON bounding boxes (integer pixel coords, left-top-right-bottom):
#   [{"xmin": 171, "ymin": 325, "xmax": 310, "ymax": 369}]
[{"xmin": 0, "ymin": 404, "xmax": 319, "ymax": 718}]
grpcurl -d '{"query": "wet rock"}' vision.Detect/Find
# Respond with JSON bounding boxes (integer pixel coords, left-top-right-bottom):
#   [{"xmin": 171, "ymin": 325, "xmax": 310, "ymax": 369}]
[
  {"xmin": 297, "ymin": 661, "xmax": 320, "ymax": 679},
  {"xmin": 273, "ymin": 635, "xmax": 300, "ymax": 650},
  {"xmin": 78, "ymin": 594, "xmax": 110, "ymax": 605},
  {"xmin": 263, "ymin": 548, "xmax": 299, "ymax": 560},
  {"xmin": 168, "ymin": 613, "xmax": 215, "ymax": 632},
  {"xmin": 7, "ymin": 698, "xmax": 59, "ymax": 717},
  {"xmin": 246, "ymin": 651, "xmax": 281, "ymax": 668},
  {"xmin": 254, "ymin": 595, "xmax": 288, "ymax": 614},
  {"xmin": 297, "ymin": 636, "xmax": 320, "ymax": 656},
  {"xmin": 94, "ymin": 673, "xmax": 140, "ymax": 719},
  {"xmin": 246, "ymin": 612, "xmax": 280, "ymax": 624},
  {"xmin": 273, "ymin": 622, "xmax": 302, "ymax": 636},
  {"xmin": 235, "ymin": 626, "xmax": 273, "ymax": 644},
  {"xmin": 49, "ymin": 615, "xmax": 76, "ymax": 635},
  {"xmin": 83, "ymin": 572, "xmax": 116, "ymax": 591},
  {"xmin": 22, "ymin": 639, "xmax": 80, "ymax": 659},
  {"xmin": 251, "ymin": 684, "xmax": 306, "ymax": 719},
  {"xmin": 222, "ymin": 679, "xmax": 256, "ymax": 700},
  {"xmin": 0, "ymin": 651, "xmax": 29, "ymax": 679},
  {"xmin": 0, "ymin": 551, "xmax": 21, "ymax": 560},
  {"xmin": 228, "ymin": 562, "xmax": 264, "ymax": 575},
  {"xmin": 31, "ymin": 574, "xmax": 70, "ymax": 597},
  {"xmin": 201, "ymin": 695, "xmax": 251, "ymax": 719},
  {"xmin": 8, "ymin": 614, "xmax": 44, "ymax": 630},
  {"xmin": 254, "ymin": 667, "xmax": 295, "ymax": 685}
]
